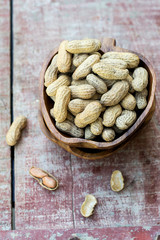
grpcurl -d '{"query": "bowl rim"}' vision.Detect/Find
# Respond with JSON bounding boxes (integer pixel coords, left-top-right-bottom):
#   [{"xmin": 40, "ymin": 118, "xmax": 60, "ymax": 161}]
[{"xmin": 39, "ymin": 39, "xmax": 156, "ymax": 149}]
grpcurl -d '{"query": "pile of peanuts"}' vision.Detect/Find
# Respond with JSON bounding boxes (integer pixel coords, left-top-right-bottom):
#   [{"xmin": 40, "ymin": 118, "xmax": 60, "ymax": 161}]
[{"xmin": 45, "ymin": 38, "xmax": 149, "ymax": 142}]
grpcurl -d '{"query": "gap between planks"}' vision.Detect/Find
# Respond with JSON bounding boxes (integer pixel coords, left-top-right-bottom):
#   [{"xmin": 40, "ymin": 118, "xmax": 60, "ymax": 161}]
[
  {"xmin": 70, "ymin": 155, "xmax": 75, "ymax": 228},
  {"xmin": 10, "ymin": 0, "xmax": 15, "ymax": 230}
]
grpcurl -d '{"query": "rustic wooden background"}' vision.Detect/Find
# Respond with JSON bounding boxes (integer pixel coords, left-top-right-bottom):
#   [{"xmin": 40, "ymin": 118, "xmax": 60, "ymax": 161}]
[{"xmin": 0, "ymin": 0, "xmax": 160, "ymax": 239}]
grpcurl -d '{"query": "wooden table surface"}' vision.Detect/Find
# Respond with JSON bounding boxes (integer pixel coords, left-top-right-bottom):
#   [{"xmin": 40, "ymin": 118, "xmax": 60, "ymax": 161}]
[{"xmin": 0, "ymin": 0, "xmax": 160, "ymax": 239}]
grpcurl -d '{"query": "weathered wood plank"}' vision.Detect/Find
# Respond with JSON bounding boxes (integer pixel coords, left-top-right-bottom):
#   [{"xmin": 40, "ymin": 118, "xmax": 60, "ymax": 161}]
[
  {"xmin": 0, "ymin": 0, "xmax": 11, "ymax": 230},
  {"xmin": 0, "ymin": 226, "xmax": 160, "ymax": 240},
  {"xmin": 13, "ymin": 0, "xmax": 160, "ymax": 230},
  {"xmin": 71, "ymin": 0, "xmax": 160, "ymax": 228},
  {"xmin": 13, "ymin": 1, "xmax": 74, "ymax": 229}
]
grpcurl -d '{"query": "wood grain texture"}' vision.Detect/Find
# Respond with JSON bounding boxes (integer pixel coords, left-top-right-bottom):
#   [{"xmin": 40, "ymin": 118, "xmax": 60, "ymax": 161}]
[
  {"xmin": 13, "ymin": 0, "xmax": 160, "ymax": 230},
  {"xmin": 0, "ymin": 0, "xmax": 11, "ymax": 230},
  {"xmin": 0, "ymin": 226, "xmax": 160, "ymax": 240}
]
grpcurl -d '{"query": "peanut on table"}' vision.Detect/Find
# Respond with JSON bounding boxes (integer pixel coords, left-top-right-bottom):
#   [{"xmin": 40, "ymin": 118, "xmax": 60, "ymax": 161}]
[{"xmin": 45, "ymin": 38, "xmax": 149, "ymax": 142}]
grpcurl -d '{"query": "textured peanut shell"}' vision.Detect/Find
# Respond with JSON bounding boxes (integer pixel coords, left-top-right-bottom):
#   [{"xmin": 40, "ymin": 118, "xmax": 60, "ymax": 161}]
[
  {"xmin": 57, "ymin": 40, "xmax": 72, "ymax": 73},
  {"xmin": 90, "ymin": 51, "xmax": 101, "ymax": 57},
  {"xmin": 85, "ymin": 126, "xmax": 96, "ymax": 140},
  {"xmin": 116, "ymin": 110, "xmax": 137, "ymax": 130},
  {"xmin": 46, "ymin": 75, "xmax": 71, "ymax": 96},
  {"xmin": 50, "ymin": 108, "xmax": 75, "ymax": 123},
  {"xmin": 53, "ymin": 86, "xmax": 71, "ymax": 123},
  {"xmin": 135, "ymin": 88, "xmax": 148, "ymax": 109},
  {"xmin": 72, "ymin": 54, "xmax": 100, "ymax": 80},
  {"xmin": 92, "ymin": 62, "xmax": 129, "ymax": 80},
  {"xmin": 100, "ymin": 58, "xmax": 127, "ymax": 69},
  {"xmin": 110, "ymin": 170, "xmax": 124, "ymax": 192},
  {"xmin": 65, "ymin": 112, "xmax": 75, "ymax": 123},
  {"xmin": 132, "ymin": 67, "xmax": 148, "ymax": 92},
  {"xmin": 100, "ymin": 81, "xmax": 129, "ymax": 106},
  {"xmin": 73, "ymin": 53, "xmax": 89, "ymax": 67},
  {"xmin": 69, "ymin": 84, "xmax": 96, "ymax": 99},
  {"xmin": 6, "ymin": 115, "xmax": 27, "ymax": 146},
  {"xmin": 71, "ymin": 79, "xmax": 88, "ymax": 86},
  {"xmin": 69, "ymin": 63, "xmax": 76, "ymax": 73},
  {"xmin": 86, "ymin": 73, "xmax": 107, "ymax": 94},
  {"xmin": 56, "ymin": 119, "xmax": 84, "ymax": 138},
  {"xmin": 103, "ymin": 104, "xmax": 122, "ymax": 127},
  {"xmin": 29, "ymin": 167, "xmax": 47, "ymax": 178},
  {"xmin": 75, "ymin": 101, "xmax": 102, "ymax": 128},
  {"xmin": 29, "ymin": 167, "xmax": 58, "ymax": 191},
  {"xmin": 68, "ymin": 99, "xmax": 96, "ymax": 114},
  {"xmin": 66, "ymin": 39, "xmax": 101, "ymax": 54},
  {"xmin": 121, "ymin": 93, "xmax": 136, "ymax": 110},
  {"xmin": 91, "ymin": 93, "xmax": 101, "ymax": 100},
  {"xmin": 102, "ymin": 128, "xmax": 115, "ymax": 142},
  {"xmin": 90, "ymin": 117, "xmax": 103, "ymax": 135},
  {"xmin": 125, "ymin": 74, "xmax": 135, "ymax": 93},
  {"xmin": 102, "ymin": 51, "xmax": 140, "ymax": 68},
  {"xmin": 103, "ymin": 79, "xmax": 116, "ymax": 88},
  {"xmin": 80, "ymin": 194, "xmax": 97, "ymax": 217},
  {"xmin": 44, "ymin": 54, "xmax": 58, "ymax": 87}
]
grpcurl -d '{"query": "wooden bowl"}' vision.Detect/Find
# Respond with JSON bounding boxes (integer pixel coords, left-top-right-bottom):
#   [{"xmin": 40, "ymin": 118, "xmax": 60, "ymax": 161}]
[{"xmin": 39, "ymin": 38, "xmax": 156, "ymax": 160}]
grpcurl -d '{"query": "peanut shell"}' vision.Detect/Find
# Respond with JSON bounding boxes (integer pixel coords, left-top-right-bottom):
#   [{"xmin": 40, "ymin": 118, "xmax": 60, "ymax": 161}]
[
  {"xmin": 92, "ymin": 62, "xmax": 129, "ymax": 80},
  {"xmin": 57, "ymin": 40, "xmax": 72, "ymax": 73},
  {"xmin": 110, "ymin": 170, "xmax": 124, "ymax": 192},
  {"xmin": 80, "ymin": 194, "xmax": 97, "ymax": 217},
  {"xmin": 66, "ymin": 39, "xmax": 101, "ymax": 54},
  {"xmin": 102, "ymin": 51, "xmax": 140, "ymax": 68},
  {"xmin": 44, "ymin": 54, "xmax": 58, "ymax": 87},
  {"xmin": 100, "ymin": 81, "xmax": 129, "ymax": 106}
]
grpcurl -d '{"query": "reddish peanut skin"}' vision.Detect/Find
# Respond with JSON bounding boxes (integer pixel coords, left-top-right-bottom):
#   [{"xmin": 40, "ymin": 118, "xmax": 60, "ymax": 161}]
[
  {"xmin": 42, "ymin": 176, "xmax": 57, "ymax": 189},
  {"xmin": 30, "ymin": 167, "xmax": 47, "ymax": 178}
]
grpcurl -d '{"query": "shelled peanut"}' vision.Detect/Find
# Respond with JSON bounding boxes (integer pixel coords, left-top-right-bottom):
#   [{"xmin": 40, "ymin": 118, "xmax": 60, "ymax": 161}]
[
  {"xmin": 29, "ymin": 167, "xmax": 58, "ymax": 190},
  {"xmin": 44, "ymin": 38, "xmax": 149, "ymax": 142}
]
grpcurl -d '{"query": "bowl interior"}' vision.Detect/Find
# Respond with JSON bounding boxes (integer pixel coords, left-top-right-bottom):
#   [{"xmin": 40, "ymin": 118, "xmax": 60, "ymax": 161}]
[{"xmin": 40, "ymin": 43, "xmax": 156, "ymax": 150}]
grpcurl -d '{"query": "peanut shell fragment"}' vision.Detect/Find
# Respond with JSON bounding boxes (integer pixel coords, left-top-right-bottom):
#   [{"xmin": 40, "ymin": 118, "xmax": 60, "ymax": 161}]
[
  {"xmin": 80, "ymin": 194, "xmax": 97, "ymax": 217},
  {"xmin": 110, "ymin": 170, "xmax": 124, "ymax": 192}
]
